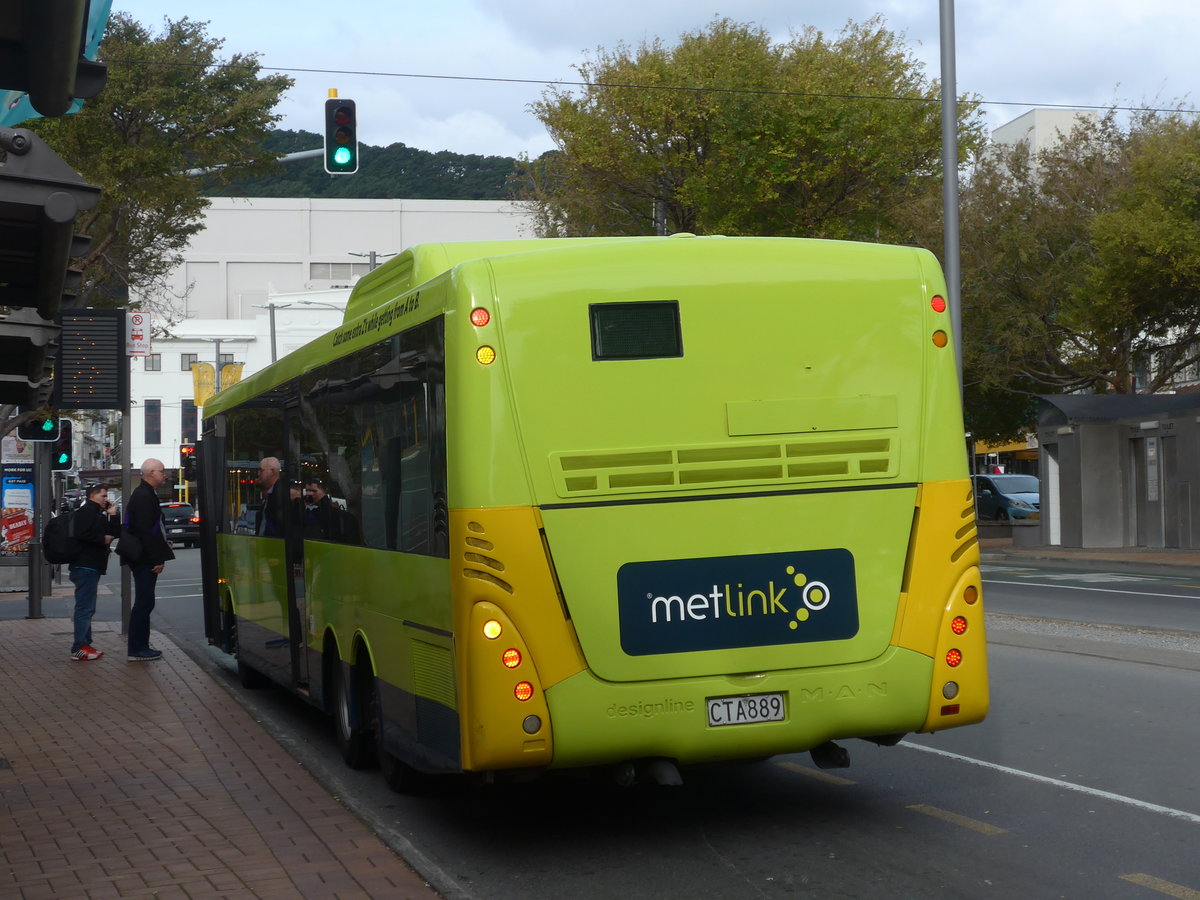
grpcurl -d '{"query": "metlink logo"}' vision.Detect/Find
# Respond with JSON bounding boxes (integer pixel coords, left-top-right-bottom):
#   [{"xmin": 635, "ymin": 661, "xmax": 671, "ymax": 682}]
[
  {"xmin": 618, "ymin": 549, "xmax": 859, "ymax": 656},
  {"xmin": 647, "ymin": 565, "xmax": 832, "ymax": 632}
]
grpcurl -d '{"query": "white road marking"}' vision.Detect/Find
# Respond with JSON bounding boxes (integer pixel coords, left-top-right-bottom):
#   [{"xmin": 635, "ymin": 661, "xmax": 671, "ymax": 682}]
[
  {"xmin": 900, "ymin": 741, "xmax": 1200, "ymax": 825},
  {"xmin": 985, "ymin": 579, "xmax": 1198, "ymax": 601}
]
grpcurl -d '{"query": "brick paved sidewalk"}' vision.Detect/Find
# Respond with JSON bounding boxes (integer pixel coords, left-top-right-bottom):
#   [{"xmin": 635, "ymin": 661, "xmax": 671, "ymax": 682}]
[{"xmin": 0, "ymin": 618, "xmax": 439, "ymax": 899}]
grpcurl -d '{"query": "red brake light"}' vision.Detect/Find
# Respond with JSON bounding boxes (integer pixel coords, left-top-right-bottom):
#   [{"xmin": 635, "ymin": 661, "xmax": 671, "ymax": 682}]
[
  {"xmin": 502, "ymin": 648, "xmax": 521, "ymax": 668},
  {"xmin": 946, "ymin": 649, "xmax": 963, "ymax": 667},
  {"xmin": 951, "ymin": 616, "xmax": 968, "ymax": 635},
  {"xmin": 931, "ymin": 295, "xmax": 946, "ymax": 313},
  {"xmin": 514, "ymin": 682, "xmax": 533, "ymax": 701},
  {"xmin": 190, "ymin": 515, "xmax": 201, "ymax": 524},
  {"xmin": 470, "ymin": 307, "xmax": 491, "ymax": 327}
]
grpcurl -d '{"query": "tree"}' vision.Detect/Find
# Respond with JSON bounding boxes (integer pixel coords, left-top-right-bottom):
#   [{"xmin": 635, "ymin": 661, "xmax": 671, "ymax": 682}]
[
  {"xmin": 959, "ymin": 106, "xmax": 1200, "ymax": 415},
  {"xmin": 27, "ymin": 13, "xmax": 292, "ymax": 314},
  {"xmin": 514, "ymin": 16, "xmax": 985, "ymax": 241}
]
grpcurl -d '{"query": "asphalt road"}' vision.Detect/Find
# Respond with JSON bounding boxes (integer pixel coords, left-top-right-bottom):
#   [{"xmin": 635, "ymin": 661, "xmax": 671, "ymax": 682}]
[{"xmin": 13, "ymin": 550, "xmax": 1199, "ymax": 899}]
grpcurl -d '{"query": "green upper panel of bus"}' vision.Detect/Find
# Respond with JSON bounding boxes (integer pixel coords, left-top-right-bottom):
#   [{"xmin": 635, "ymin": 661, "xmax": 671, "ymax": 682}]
[{"xmin": 342, "ymin": 237, "xmax": 652, "ymax": 324}]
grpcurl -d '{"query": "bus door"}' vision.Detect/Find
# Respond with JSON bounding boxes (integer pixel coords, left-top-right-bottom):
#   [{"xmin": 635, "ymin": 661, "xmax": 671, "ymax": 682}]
[{"xmin": 285, "ymin": 408, "xmax": 311, "ymax": 689}]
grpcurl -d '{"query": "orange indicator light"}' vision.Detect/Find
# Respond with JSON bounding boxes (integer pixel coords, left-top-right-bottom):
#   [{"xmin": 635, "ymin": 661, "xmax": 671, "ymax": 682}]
[
  {"xmin": 477, "ymin": 345, "xmax": 497, "ymax": 365},
  {"xmin": 932, "ymin": 330, "xmax": 948, "ymax": 348},
  {"xmin": 964, "ymin": 585, "xmax": 979, "ymax": 605},
  {"xmin": 470, "ymin": 307, "xmax": 491, "ymax": 327},
  {"xmin": 951, "ymin": 616, "xmax": 968, "ymax": 635},
  {"xmin": 514, "ymin": 682, "xmax": 534, "ymax": 701},
  {"xmin": 946, "ymin": 648, "xmax": 963, "ymax": 667},
  {"xmin": 503, "ymin": 648, "xmax": 522, "ymax": 668}
]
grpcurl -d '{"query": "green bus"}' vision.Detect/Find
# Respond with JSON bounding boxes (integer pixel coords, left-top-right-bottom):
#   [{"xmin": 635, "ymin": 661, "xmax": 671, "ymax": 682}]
[{"xmin": 198, "ymin": 235, "xmax": 988, "ymax": 788}]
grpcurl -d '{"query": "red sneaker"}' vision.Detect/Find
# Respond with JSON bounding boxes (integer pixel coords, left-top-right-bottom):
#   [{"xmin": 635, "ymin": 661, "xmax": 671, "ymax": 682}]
[{"xmin": 70, "ymin": 645, "xmax": 104, "ymax": 661}]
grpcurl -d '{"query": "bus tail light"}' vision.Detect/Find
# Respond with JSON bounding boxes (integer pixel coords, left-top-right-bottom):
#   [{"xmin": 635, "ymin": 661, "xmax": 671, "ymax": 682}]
[
  {"xmin": 503, "ymin": 648, "xmax": 522, "ymax": 668},
  {"xmin": 951, "ymin": 616, "xmax": 968, "ymax": 635},
  {"xmin": 470, "ymin": 307, "xmax": 491, "ymax": 327},
  {"xmin": 514, "ymin": 681, "xmax": 534, "ymax": 701},
  {"xmin": 931, "ymin": 295, "xmax": 946, "ymax": 313},
  {"xmin": 946, "ymin": 648, "xmax": 963, "ymax": 667}
]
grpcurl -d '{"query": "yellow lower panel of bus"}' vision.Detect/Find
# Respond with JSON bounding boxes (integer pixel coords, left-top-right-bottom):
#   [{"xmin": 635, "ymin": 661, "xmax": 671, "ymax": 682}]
[{"xmin": 543, "ymin": 646, "xmax": 933, "ymax": 768}]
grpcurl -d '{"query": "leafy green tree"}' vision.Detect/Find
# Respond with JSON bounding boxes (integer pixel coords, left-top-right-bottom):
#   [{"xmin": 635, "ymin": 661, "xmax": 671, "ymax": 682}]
[
  {"xmin": 515, "ymin": 16, "xmax": 985, "ymax": 241},
  {"xmin": 27, "ymin": 13, "xmax": 292, "ymax": 312},
  {"xmin": 960, "ymin": 107, "xmax": 1200, "ymax": 410}
]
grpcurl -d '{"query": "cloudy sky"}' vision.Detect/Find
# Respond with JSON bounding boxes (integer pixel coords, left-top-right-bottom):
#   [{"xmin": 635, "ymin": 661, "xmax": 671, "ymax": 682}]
[{"xmin": 113, "ymin": 1, "xmax": 1200, "ymax": 158}]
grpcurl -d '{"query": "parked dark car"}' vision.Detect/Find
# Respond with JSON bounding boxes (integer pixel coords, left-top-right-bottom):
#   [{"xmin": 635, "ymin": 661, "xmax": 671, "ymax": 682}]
[
  {"xmin": 973, "ymin": 473, "xmax": 1040, "ymax": 520},
  {"xmin": 160, "ymin": 501, "xmax": 200, "ymax": 547}
]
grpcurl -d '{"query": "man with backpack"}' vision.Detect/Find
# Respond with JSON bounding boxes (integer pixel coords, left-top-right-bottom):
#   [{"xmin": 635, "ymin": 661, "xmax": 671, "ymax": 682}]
[{"xmin": 68, "ymin": 483, "xmax": 120, "ymax": 661}]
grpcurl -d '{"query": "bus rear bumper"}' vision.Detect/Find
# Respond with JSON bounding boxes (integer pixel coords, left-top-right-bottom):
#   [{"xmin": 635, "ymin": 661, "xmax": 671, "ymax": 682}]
[{"xmin": 544, "ymin": 646, "xmax": 937, "ymax": 769}]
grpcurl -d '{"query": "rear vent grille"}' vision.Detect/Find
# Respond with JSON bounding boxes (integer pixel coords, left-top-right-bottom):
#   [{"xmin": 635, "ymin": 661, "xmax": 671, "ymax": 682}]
[
  {"xmin": 951, "ymin": 484, "xmax": 979, "ymax": 563},
  {"xmin": 552, "ymin": 434, "xmax": 895, "ymax": 498},
  {"xmin": 462, "ymin": 521, "xmax": 513, "ymax": 592}
]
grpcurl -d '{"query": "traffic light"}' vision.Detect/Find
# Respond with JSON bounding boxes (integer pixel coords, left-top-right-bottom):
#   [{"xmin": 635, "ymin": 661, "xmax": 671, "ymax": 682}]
[
  {"xmin": 180, "ymin": 444, "xmax": 197, "ymax": 481},
  {"xmin": 16, "ymin": 411, "xmax": 60, "ymax": 441},
  {"xmin": 50, "ymin": 419, "xmax": 73, "ymax": 471},
  {"xmin": 323, "ymin": 98, "xmax": 358, "ymax": 174}
]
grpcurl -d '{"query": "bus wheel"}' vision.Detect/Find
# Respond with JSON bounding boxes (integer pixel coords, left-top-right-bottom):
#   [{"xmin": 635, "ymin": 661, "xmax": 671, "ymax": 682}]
[{"xmin": 334, "ymin": 660, "xmax": 377, "ymax": 769}]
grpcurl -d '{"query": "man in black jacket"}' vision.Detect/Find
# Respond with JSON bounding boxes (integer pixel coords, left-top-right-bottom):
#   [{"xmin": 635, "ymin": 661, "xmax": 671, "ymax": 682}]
[
  {"xmin": 124, "ymin": 458, "xmax": 175, "ymax": 661},
  {"xmin": 68, "ymin": 483, "xmax": 120, "ymax": 660}
]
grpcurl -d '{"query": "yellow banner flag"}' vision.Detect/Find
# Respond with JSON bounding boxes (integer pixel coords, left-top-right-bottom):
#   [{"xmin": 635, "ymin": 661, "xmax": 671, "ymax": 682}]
[
  {"xmin": 221, "ymin": 362, "xmax": 244, "ymax": 388},
  {"xmin": 191, "ymin": 362, "xmax": 216, "ymax": 407}
]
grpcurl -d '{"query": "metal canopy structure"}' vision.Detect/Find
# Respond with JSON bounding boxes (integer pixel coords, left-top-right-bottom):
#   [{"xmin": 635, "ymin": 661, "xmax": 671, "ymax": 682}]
[{"xmin": 0, "ymin": 127, "xmax": 100, "ymax": 406}]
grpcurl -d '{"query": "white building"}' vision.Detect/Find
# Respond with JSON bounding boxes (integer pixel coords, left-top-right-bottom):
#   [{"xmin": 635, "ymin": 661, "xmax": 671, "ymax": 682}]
[
  {"xmin": 124, "ymin": 198, "xmax": 537, "ymax": 472},
  {"xmin": 991, "ymin": 108, "xmax": 1098, "ymax": 155},
  {"xmin": 141, "ymin": 198, "xmax": 535, "ymax": 320}
]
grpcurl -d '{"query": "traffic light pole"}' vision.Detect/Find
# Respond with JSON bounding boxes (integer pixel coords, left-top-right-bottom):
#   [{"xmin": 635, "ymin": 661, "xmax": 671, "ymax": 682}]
[
  {"xmin": 25, "ymin": 440, "xmax": 49, "ymax": 618},
  {"xmin": 120, "ymin": 356, "xmax": 132, "ymax": 635}
]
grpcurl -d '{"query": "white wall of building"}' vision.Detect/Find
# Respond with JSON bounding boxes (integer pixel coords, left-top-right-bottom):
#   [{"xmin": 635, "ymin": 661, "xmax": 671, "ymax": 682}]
[
  {"xmin": 992, "ymin": 108, "xmax": 1098, "ymax": 155},
  {"xmin": 139, "ymin": 198, "xmax": 536, "ymax": 320}
]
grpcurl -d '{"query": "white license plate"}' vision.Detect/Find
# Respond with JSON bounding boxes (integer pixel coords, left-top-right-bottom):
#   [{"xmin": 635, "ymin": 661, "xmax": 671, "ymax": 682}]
[
  {"xmin": 169, "ymin": 528, "xmax": 183, "ymax": 533},
  {"xmin": 706, "ymin": 692, "xmax": 785, "ymax": 727}
]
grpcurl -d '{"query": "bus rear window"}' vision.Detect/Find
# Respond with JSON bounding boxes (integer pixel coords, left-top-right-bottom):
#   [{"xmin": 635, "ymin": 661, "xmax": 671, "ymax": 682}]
[{"xmin": 590, "ymin": 301, "xmax": 682, "ymax": 360}]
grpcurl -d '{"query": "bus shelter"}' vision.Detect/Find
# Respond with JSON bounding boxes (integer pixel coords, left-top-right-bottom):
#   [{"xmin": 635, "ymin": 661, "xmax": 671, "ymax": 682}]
[{"xmin": 1037, "ymin": 394, "xmax": 1200, "ymax": 549}]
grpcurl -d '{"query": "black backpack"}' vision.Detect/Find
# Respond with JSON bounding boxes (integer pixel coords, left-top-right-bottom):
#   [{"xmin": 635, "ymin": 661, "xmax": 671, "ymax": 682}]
[{"xmin": 43, "ymin": 511, "xmax": 82, "ymax": 564}]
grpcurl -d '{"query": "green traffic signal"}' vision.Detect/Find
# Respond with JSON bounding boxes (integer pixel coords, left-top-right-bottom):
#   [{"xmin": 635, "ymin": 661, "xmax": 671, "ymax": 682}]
[
  {"xmin": 39, "ymin": 419, "xmax": 55, "ymax": 433},
  {"xmin": 323, "ymin": 98, "xmax": 358, "ymax": 175},
  {"xmin": 50, "ymin": 420, "xmax": 73, "ymax": 471}
]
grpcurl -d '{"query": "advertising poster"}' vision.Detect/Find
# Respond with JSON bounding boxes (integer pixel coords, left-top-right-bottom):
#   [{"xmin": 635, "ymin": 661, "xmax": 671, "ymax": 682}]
[{"xmin": 1, "ymin": 464, "xmax": 35, "ymax": 555}]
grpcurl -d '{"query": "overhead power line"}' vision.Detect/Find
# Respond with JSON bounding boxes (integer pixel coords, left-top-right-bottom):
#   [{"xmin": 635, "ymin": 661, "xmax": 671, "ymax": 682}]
[{"xmin": 107, "ymin": 58, "xmax": 1200, "ymax": 118}]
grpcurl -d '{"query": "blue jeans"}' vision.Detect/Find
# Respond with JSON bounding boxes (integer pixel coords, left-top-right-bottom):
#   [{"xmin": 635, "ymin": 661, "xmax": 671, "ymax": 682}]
[
  {"xmin": 69, "ymin": 566, "xmax": 101, "ymax": 652},
  {"xmin": 128, "ymin": 563, "xmax": 158, "ymax": 654}
]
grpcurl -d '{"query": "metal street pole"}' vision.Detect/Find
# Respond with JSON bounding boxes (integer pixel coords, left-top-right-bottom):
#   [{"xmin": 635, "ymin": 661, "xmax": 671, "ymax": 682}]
[{"xmin": 940, "ymin": 0, "xmax": 963, "ymax": 393}]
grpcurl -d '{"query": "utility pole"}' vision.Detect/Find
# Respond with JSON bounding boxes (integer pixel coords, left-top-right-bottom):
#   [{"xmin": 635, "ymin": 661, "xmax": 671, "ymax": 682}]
[{"xmin": 349, "ymin": 250, "xmax": 395, "ymax": 271}]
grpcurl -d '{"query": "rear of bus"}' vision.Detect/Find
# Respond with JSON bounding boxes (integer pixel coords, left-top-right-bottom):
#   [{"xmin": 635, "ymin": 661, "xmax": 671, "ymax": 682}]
[{"xmin": 446, "ymin": 235, "xmax": 987, "ymax": 775}]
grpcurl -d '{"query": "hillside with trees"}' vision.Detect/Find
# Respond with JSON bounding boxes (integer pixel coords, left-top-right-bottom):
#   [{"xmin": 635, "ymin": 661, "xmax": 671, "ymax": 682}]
[{"xmin": 214, "ymin": 129, "xmax": 519, "ymax": 200}]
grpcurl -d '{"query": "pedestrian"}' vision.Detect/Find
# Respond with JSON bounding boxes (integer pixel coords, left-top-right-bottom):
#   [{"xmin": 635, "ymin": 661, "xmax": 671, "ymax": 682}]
[
  {"xmin": 124, "ymin": 458, "xmax": 175, "ymax": 662},
  {"xmin": 68, "ymin": 483, "xmax": 120, "ymax": 660},
  {"xmin": 257, "ymin": 456, "xmax": 285, "ymax": 537}
]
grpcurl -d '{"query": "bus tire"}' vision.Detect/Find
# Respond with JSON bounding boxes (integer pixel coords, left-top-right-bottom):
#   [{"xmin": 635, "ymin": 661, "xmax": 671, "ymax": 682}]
[{"xmin": 334, "ymin": 659, "xmax": 377, "ymax": 769}]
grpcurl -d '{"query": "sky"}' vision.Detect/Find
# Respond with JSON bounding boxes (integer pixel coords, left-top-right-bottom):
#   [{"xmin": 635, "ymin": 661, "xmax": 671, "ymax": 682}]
[{"xmin": 110, "ymin": 0, "xmax": 1200, "ymax": 159}]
